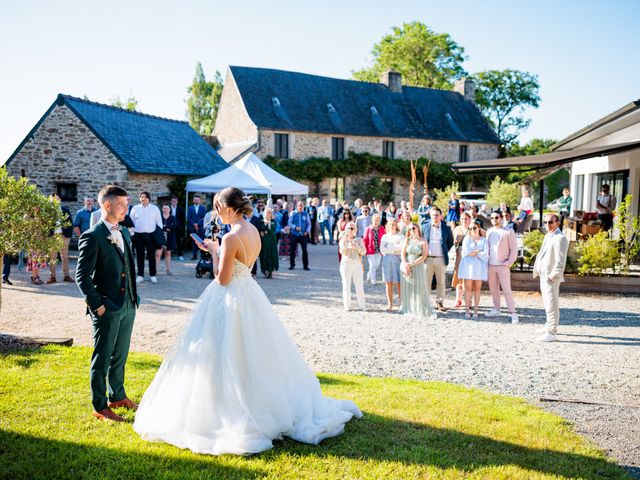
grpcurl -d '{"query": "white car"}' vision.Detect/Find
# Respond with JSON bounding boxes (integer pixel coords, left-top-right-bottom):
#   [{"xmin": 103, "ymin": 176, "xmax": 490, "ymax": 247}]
[{"xmin": 457, "ymin": 191, "xmax": 487, "ymax": 208}]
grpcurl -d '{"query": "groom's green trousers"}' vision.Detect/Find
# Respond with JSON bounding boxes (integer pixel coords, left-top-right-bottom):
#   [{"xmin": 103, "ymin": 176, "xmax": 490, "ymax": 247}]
[{"xmin": 90, "ymin": 296, "xmax": 136, "ymax": 411}]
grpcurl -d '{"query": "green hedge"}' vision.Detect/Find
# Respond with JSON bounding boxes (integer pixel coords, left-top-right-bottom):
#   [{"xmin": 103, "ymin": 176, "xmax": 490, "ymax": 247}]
[{"xmin": 263, "ymin": 153, "xmax": 459, "ymax": 188}]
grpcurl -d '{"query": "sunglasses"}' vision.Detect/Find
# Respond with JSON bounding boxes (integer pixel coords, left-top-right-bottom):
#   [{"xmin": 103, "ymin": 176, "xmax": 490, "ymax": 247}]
[
  {"xmin": 543, "ymin": 220, "xmax": 556, "ymax": 225},
  {"xmin": 346, "ymin": 226, "xmax": 355, "ymax": 230},
  {"xmin": 491, "ymin": 216, "xmax": 501, "ymax": 220},
  {"xmin": 470, "ymin": 226, "xmax": 479, "ymax": 230}
]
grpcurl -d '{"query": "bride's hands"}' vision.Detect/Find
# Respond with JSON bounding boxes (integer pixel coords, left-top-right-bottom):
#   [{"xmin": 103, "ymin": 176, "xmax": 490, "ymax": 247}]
[{"xmin": 202, "ymin": 238, "xmax": 219, "ymax": 255}]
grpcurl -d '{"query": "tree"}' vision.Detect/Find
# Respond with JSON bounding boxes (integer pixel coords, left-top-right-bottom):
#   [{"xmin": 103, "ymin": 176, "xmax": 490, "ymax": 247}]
[
  {"xmin": 0, "ymin": 168, "xmax": 65, "ymax": 313},
  {"xmin": 352, "ymin": 21, "xmax": 466, "ymax": 90},
  {"xmin": 615, "ymin": 194, "xmax": 640, "ymax": 275},
  {"xmin": 506, "ymin": 138, "xmax": 556, "ymax": 158},
  {"xmin": 110, "ymin": 95, "xmax": 139, "ymax": 111},
  {"xmin": 485, "ymin": 176, "xmax": 521, "ymax": 211},
  {"xmin": 432, "ymin": 181, "xmax": 460, "ymax": 213},
  {"xmin": 472, "ymin": 69, "xmax": 541, "ymax": 149},
  {"xmin": 186, "ymin": 62, "xmax": 224, "ymax": 135}
]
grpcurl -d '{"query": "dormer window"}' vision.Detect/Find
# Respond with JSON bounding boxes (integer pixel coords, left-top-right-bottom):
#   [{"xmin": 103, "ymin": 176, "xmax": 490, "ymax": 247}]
[
  {"xmin": 272, "ymin": 97, "xmax": 281, "ymax": 107},
  {"xmin": 370, "ymin": 106, "xmax": 379, "ymax": 115},
  {"xmin": 327, "ymin": 103, "xmax": 336, "ymax": 113}
]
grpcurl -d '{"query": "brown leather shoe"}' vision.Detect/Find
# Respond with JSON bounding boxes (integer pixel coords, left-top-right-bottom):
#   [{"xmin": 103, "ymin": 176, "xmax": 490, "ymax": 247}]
[
  {"xmin": 63, "ymin": 275, "xmax": 74, "ymax": 282},
  {"xmin": 107, "ymin": 397, "xmax": 138, "ymax": 410},
  {"xmin": 92, "ymin": 407, "xmax": 125, "ymax": 422},
  {"xmin": 436, "ymin": 302, "xmax": 448, "ymax": 312},
  {"xmin": 46, "ymin": 277, "xmax": 57, "ymax": 284}
]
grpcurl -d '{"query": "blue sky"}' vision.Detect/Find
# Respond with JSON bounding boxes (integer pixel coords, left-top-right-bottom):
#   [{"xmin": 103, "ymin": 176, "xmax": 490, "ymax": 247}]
[{"xmin": 1, "ymin": 0, "xmax": 638, "ymax": 163}]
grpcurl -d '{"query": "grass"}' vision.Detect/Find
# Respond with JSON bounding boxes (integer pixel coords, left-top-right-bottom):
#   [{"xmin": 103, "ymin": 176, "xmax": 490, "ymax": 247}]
[{"xmin": 0, "ymin": 346, "xmax": 629, "ymax": 480}]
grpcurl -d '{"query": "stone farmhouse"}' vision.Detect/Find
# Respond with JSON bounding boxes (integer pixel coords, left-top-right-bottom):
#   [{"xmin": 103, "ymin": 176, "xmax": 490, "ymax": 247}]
[
  {"xmin": 4, "ymin": 94, "xmax": 228, "ymax": 212},
  {"xmin": 213, "ymin": 66, "xmax": 500, "ymax": 201}
]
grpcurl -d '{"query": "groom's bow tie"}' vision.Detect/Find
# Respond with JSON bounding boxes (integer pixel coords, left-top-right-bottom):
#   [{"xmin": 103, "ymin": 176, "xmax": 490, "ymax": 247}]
[{"xmin": 111, "ymin": 224, "xmax": 122, "ymax": 232}]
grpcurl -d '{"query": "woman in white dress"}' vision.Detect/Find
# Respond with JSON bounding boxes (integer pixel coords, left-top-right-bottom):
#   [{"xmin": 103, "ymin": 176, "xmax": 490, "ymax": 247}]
[
  {"xmin": 133, "ymin": 187, "xmax": 362, "ymax": 455},
  {"xmin": 457, "ymin": 224, "xmax": 489, "ymax": 319}
]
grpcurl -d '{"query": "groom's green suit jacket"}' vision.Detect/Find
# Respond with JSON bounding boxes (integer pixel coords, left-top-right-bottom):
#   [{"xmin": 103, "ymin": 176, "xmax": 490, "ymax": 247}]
[{"xmin": 76, "ymin": 220, "xmax": 139, "ymax": 314}]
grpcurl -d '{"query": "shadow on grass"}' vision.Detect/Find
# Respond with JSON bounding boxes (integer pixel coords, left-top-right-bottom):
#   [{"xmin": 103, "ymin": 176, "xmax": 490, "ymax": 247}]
[
  {"xmin": 0, "ymin": 345, "xmax": 58, "ymax": 368},
  {"xmin": 0, "ymin": 430, "xmax": 263, "ymax": 480},
  {"xmin": 316, "ymin": 374, "xmax": 358, "ymax": 386},
  {"xmin": 269, "ymin": 412, "xmax": 627, "ymax": 479}
]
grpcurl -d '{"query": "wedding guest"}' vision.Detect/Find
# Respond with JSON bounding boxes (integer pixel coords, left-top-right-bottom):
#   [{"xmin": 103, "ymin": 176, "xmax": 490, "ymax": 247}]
[
  {"xmin": 355, "ymin": 205, "xmax": 371, "ymax": 238},
  {"xmin": 187, "ymin": 194, "xmax": 206, "ymax": 260},
  {"xmin": 27, "ymin": 253, "xmax": 46, "ymax": 285},
  {"xmin": 499, "ymin": 202, "xmax": 511, "ymax": 215},
  {"xmin": 445, "ymin": 192, "xmax": 460, "ymax": 230},
  {"xmin": 399, "ymin": 223, "xmax": 432, "ymax": 318},
  {"xmin": 309, "ymin": 197, "xmax": 320, "ymax": 244},
  {"xmin": 363, "ymin": 214, "xmax": 385, "ymax": 285},
  {"xmin": 557, "ymin": 188, "xmax": 572, "ymax": 231},
  {"xmin": 48, "ymin": 193, "xmax": 74, "ymax": 283},
  {"xmin": 353, "ymin": 198, "xmax": 363, "ymax": 217},
  {"xmin": 90, "ymin": 208, "xmax": 102, "ymax": 228},
  {"xmin": 417, "ymin": 195, "xmax": 432, "ymax": 226},
  {"xmin": 203, "ymin": 205, "xmax": 218, "ymax": 239},
  {"xmin": 399, "ymin": 200, "xmax": 408, "ymax": 215},
  {"xmin": 278, "ymin": 202, "xmax": 292, "ymax": 260},
  {"xmin": 258, "ymin": 207, "xmax": 279, "ymax": 278},
  {"xmin": 380, "ymin": 218, "xmax": 403, "ymax": 310},
  {"xmin": 130, "ymin": 192, "xmax": 163, "ymax": 283},
  {"xmin": 73, "ymin": 196, "xmax": 97, "ymax": 237},
  {"xmin": 502, "ymin": 211, "xmax": 517, "ymax": 232},
  {"xmin": 451, "ymin": 212, "xmax": 472, "ymax": 308},
  {"xmin": 155, "ymin": 205, "xmax": 177, "ymax": 276},
  {"xmin": 486, "ymin": 210, "xmax": 519, "ymax": 323},
  {"xmin": 516, "ymin": 186, "xmax": 534, "ymax": 232},
  {"xmin": 317, "ymin": 199, "xmax": 335, "ymax": 245},
  {"xmin": 422, "ymin": 207, "xmax": 454, "ymax": 312},
  {"xmin": 170, "ymin": 196, "xmax": 185, "ymax": 260},
  {"xmin": 398, "ymin": 209, "xmax": 413, "ymax": 235},
  {"xmin": 272, "ymin": 204, "xmax": 282, "ymax": 240},
  {"xmin": 533, "ymin": 213, "xmax": 569, "ymax": 342},
  {"xmin": 338, "ymin": 222, "xmax": 366, "ymax": 311},
  {"xmin": 386, "ymin": 203, "xmax": 398, "ymax": 221},
  {"xmin": 458, "ymin": 223, "xmax": 489, "ymax": 319},
  {"xmin": 288, "ymin": 201, "xmax": 311, "ymax": 271},
  {"xmin": 332, "ymin": 201, "xmax": 343, "ymax": 240},
  {"xmin": 596, "ymin": 184, "xmax": 616, "ymax": 232},
  {"xmin": 249, "ymin": 209, "xmax": 263, "ymax": 277},
  {"xmin": 2, "ymin": 254, "xmax": 12, "ymax": 285}
]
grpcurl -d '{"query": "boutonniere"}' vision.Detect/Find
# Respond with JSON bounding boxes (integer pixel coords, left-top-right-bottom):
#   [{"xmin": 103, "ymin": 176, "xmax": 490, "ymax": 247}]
[{"xmin": 106, "ymin": 234, "xmax": 119, "ymax": 246}]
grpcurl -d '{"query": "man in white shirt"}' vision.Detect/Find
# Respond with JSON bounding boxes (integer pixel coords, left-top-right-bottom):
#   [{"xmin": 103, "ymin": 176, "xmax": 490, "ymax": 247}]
[
  {"xmin": 422, "ymin": 207, "xmax": 454, "ymax": 312},
  {"xmin": 596, "ymin": 184, "xmax": 617, "ymax": 232},
  {"xmin": 485, "ymin": 211, "xmax": 519, "ymax": 323},
  {"xmin": 130, "ymin": 191, "xmax": 162, "ymax": 283},
  {"xmin": 533, "ymin": 213, "xmax": 569, "ymax": 342}
]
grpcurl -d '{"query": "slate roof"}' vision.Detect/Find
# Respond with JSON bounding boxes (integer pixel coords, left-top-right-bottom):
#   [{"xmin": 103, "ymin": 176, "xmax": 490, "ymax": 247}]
[
  {"xmin": 229, "ymin": 66, "xmax": 500, "ymax": 145},
  {"xmin": 8, "ymin": 94, "xmax": 229, "ymax": 176}
]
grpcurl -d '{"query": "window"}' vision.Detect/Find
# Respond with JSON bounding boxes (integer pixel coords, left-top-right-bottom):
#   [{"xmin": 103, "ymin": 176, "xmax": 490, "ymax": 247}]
[
  {"xmin": 574, "ymin": 174, "xmax": 584, "ymax": 210},
  {"xmin": 274, "ymin": 133, "xmax": 289, "ymax": 158},
  {"xmin": 331, "ymin": 137, "xmax": 345, "ymax": 160},
  {"xmin": 459, "ymin": 145, "xmax": 468, "ymax": 162},
  {"xmin": 589, "ymin": 170, "xmax": 629, "ymax": 210},
  {"xmin": 56, "ymin": 182, "xmax": 77, "ymax": 202},
  {"xmin": 330, "ymin": 178, "xmax": 345, "ymax": 202},
  {"xmin": 382, "ymin": 140, "xmax": 395, "ymax": 160}
]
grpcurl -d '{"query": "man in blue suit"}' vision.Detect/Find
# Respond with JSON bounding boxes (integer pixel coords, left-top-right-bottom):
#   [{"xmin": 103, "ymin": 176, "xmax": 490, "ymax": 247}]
[
  {"xmin": 187, "ymin": 194, "xmax": 206, "ymax": 260},
  {"xmin": 422, "ymin": 206, "xmax": 454, "ymax": 312},
  {"xmin": 288, "ymin": 201, "xmax": 311, "ymax": 271}
]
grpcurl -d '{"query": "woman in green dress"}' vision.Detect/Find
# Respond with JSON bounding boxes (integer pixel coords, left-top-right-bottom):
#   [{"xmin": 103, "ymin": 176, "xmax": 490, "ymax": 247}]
[
  {"xmin": 258, "ymin": 207, "xmax": 279, "ymax": 278},
  {"xmin": 399, "ymin": 222, "xmax": 433, "ymax": 319}
]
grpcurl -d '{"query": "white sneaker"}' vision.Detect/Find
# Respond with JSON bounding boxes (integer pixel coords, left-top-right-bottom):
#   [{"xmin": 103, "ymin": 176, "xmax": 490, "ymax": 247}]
[
  {"xmin": 535, "ymin": 326, "xmax": 547, "ymax": 334},
  {"xmin": 150, "ymin": 276, "xmax": 158, "ymax": 283},
  {"xmin": 485, "ymin": 309, "xmax": 501, "ymax": 317},
  {"xmin": 136, "ymin": 276, "xmax": 144, "ymax": 284},
  {"xmin": 511, "ymin": 314, "xmax": 519, "ymax": 324},
  {"xmin": 537, "ymin": 333, "xmax": 558, "ymax": 342}
]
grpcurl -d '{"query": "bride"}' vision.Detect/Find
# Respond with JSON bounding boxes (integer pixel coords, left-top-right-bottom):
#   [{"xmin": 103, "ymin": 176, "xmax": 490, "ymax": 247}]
[{"xmin": 133, "ymin": 187, "xmax": 362, "ymax": 455}]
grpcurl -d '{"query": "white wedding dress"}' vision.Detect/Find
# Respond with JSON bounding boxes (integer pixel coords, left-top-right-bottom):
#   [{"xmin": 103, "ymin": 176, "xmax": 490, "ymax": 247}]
[{"xmin": 133, "ymin": 244, "xmax": 362, "ymax": 456}]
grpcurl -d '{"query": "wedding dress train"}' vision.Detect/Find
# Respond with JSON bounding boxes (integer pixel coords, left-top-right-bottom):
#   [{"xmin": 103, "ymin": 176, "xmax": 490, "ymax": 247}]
[{"xmin": 133, "ymin": 258, "xmax": 362, "ymax": 455}]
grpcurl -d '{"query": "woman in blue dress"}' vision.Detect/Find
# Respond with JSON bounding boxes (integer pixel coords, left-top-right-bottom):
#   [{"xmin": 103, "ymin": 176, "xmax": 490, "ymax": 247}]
[
  {"xmin": 458, "ymin": 224, "xmax": 489, "ymax": 319},
  {"xmin": 445, "ymin": 192, "xmax": 460, "ymax": 230},
  {"xmin": 399, "ymin": 222, "xmax": 433, "ymax": 319}
]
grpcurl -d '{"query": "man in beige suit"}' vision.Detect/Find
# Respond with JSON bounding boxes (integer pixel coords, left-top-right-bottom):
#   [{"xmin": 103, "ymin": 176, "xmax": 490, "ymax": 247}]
[{"xmin": 533, "ymin": 213, "xmax": 569, "ymax": 342}]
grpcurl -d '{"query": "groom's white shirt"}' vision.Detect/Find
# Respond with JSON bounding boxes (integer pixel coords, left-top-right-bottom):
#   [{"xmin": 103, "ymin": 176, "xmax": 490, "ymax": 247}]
[{"xmin": 533, "ymin": 229, "xmax": 569, "ymax": 283}]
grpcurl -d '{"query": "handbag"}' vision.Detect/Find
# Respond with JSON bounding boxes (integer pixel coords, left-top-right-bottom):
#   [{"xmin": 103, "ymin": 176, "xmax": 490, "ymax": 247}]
[{"xmin": 152, "ymin": 225, "xmax": 166, "ymax": 249}]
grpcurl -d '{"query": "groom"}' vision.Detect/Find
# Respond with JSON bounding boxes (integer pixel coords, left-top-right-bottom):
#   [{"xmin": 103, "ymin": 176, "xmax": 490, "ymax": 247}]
[{"xmin": 76, "ymin": 185, "xmax": 140, "ymax": 421}]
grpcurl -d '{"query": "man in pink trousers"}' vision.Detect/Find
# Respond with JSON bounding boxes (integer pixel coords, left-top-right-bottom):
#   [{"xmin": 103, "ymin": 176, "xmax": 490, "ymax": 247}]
[{"xmin": 485, "ymin": 210, "xmax": 519, "ymax": 323}]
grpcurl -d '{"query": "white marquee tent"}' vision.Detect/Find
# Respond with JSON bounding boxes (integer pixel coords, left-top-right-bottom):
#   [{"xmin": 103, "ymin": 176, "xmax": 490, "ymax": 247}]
[{"xmin": 185, "ymin": 152, "xmax": 308, "ymax": 196}]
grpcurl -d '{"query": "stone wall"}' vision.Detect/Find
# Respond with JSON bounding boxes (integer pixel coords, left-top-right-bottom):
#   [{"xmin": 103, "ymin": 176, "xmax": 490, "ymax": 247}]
[
  {"xmin": 212, "ymin": 69, "xmax": 258, "ymax": 146},
  {"xmin": 254, "ymin": 129, "xmax": 498, "ymax": 163},
  {"xmin": 5, "ymin": 104, "xmax": 175, "ymax": 213}
]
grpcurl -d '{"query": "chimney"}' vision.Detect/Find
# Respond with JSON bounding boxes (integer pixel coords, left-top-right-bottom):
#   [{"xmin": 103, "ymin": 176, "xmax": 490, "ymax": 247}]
[
  {"xmin": 380, "ymin": 70, "xmax": 402, "ymax": 93},
  {"xmin": 454, "ymin": 77, "xmax": 475, "ymax": 102}
]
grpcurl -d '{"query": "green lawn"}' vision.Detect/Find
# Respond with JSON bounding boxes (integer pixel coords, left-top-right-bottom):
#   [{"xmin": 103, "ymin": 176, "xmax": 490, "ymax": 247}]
[{"xmin": 0, "ymin": 346, "xmax": 628, "ymax": 479}]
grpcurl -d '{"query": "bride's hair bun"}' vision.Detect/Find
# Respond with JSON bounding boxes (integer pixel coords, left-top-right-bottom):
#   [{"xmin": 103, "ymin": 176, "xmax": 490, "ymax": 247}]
[{"xmin": 216, "ymin": 187, "xmax": 254, "ymax": 217}]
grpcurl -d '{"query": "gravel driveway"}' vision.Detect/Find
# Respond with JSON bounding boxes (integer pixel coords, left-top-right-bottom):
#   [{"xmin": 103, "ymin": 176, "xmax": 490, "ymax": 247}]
[{"xmin": 1, "ymin": 244, "xmax": 638, "ymax": 476}]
